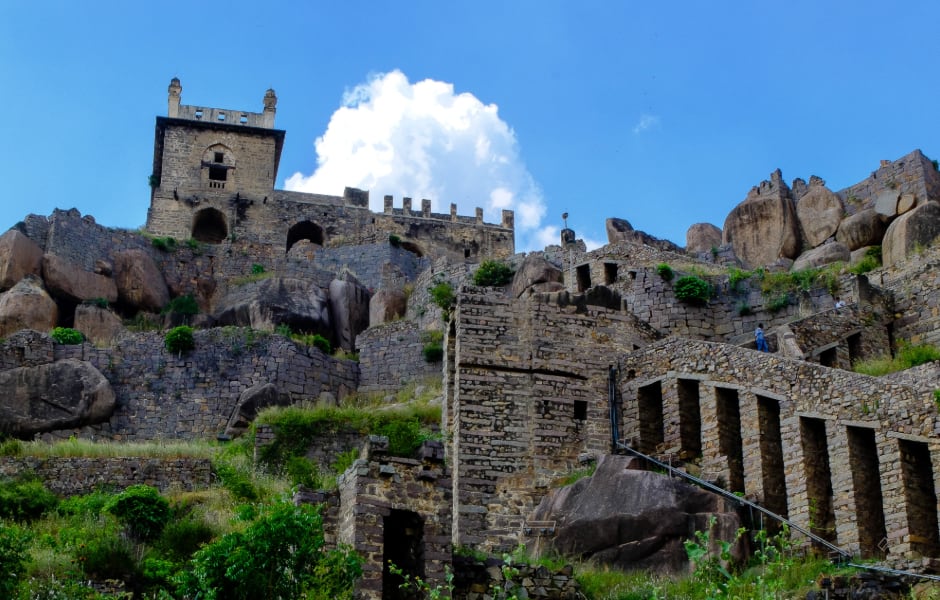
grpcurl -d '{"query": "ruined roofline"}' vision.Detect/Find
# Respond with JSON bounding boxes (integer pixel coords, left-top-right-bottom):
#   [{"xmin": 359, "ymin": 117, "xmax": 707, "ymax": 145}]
[{"xmin": 167, "ymin": 77, "xmax": 277, "ymax": 129}]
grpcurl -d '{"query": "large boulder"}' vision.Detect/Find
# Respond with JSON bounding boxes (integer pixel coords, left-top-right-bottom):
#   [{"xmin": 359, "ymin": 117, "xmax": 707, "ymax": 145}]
[
  {"xmin": 113, "ymin": 248, "xmax": 170, "ymax": 312},
  {"xmin": 0, "ymin": 275, "xmax": 59, "ymax": 338},
  {"xmin": 73, "ymin": 304, "xmax": 124, "ymax": 346},
  {"xmin": 874, "ymin": 189, "xmax": 900, "ymax": 217},
  {"xmin": 329, "ymin": 274, "xmax": 371, "ymax": 352},
  {"xmin": 722, "ymin": 170, "xmax": 801, "ymax": 268},
  {"xmin": 43, "ymin": 253, "xmax": 118, "ymax": 303},
  {"xmin": 224, "ymin": 383, "xmax": 289, "ymax": 437},
  {"xmin": 791, "ymin": 241, "xmax": 851, "ymax": 271},
  {"xmin": 685, "ymin": 223, "xmax": 722, "ymax": 254},
  {"xmin": 882, "ymin": 201, "xmax": 940, "ymax": 267},
  {"xmin": 214, "ymin": 277, "xmax": 331, "ymax": 336},
  {"xmin": 0, "ymin": 230, "xmax": 43, "ymax": 292},
  {"xmin": 835, "ymin": 209, "xmax": 889, "ymax": 251},
  {"xmin": 369, "ymin": 289, "xmax": 408, "ymax": 327},
  {"xmin": 0, "ymin": 358, "xmax": 115, "ymax": 436},
  {"xmin": 511, "ymin": 255, "xmax": 564, "ymax": 298},
  {"xmin": 795, "ymin": 179, "xmax": 844, "ymax": 247},
  {"xmin": 531, "ymin": 454, "xmax": 741, "ymax": 573}
]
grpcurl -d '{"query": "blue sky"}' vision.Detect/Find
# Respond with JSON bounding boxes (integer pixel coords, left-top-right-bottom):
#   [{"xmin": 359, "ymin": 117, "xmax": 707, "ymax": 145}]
[{"xmin": 2, "ymin": 1, "xmax": 940, "ymax": 252}]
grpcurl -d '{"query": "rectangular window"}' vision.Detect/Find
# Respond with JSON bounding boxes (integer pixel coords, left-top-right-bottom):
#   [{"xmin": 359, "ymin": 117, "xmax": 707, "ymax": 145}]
[
  {"xmin": 214, "ymin": 152, "xmax": 224, "ymax": 163},
  {"xmin": 574, "ymin": 400, "xmax": 587, "ymax": 421},
  {"xmin": 217, "ymin": 112, "xmax": 226, "ymax": 121},
  {"xmin": 208, "ymin": 165, "xmax": 227, "ymax": 181},
  {"xmin": 239, "ymin": 114, "xmax": 248, "ymax": 124},
  {"xmin": 194, "ymin": 110, "xmax": 203, "ymax": 119}
]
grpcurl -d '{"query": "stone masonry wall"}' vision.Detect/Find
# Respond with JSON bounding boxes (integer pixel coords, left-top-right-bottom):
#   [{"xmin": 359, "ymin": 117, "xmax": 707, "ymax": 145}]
[
  {"xmin": 0, "ymin": 457, "xmax": 212, "ymax": 496},
  {"xmin": 3, "ymin": 328, "xmax": 359, "ymax": 441},
  {"xmin": 879, "ymin": 242, "xmax": 940, "ymax": 348},
  {"xmin": 449, "ymin": 286, "xmax": 660, "ymax": 552},
  {"xmin": 618, "ymin": 337, "xmax": 940, "ymax": 563},
  {"xmin": 357, "ymin": 320, "xmax": 442, "ymax": 393}
]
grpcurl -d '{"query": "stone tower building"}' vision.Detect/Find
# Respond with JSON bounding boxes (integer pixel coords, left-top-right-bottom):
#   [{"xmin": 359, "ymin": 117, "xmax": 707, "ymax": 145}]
[{"xmin": 145, "ymin": 78, "xmax": 515, "ymax": 262}]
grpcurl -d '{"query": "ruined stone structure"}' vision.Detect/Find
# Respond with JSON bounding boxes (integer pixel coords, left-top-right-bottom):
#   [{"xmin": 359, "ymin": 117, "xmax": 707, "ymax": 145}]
[{"xmin": 146, "ymin": 79, "xmax": 514, "ymax": 264}]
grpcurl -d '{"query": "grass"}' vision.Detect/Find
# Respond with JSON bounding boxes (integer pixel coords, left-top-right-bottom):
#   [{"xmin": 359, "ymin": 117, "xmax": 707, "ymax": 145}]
[
  {"xmin": 4, "ymin": 438, "xmax": 219, "ymax": 459},
  {"xmin": 853, "ymin": 342, "xmax": 940, "ymax": 376},
  {"xmin": 230, "ymin": 270, "xmax": 273, "ymax": 286}
]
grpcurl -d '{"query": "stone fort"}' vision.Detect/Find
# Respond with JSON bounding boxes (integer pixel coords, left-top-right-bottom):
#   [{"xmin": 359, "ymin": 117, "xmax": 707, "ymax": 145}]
[
  {"xmin": 2, "ymin": 79, "xmax": 940, "ymax": 599},
  {"xmin": 146, "ymin": 78, "xmax": 514, "ymax": 263}
]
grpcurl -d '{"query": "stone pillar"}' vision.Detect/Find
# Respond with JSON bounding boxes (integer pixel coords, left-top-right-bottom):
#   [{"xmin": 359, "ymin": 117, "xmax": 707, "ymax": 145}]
[
  {"xmin": 827, "ymin": 424, "xmax": 859, "ymax": 553},
  {"xmin": 422, "ymin": 199, "xmax": 431, "ymax": 218},
  {"xmin": 168, "ymin": 77, "xmax": 182, "ymax": 118},
  {"xmin": 502, "ymin": 209, "xmax": 514, "ymax": 229},
  {"xmin": 262, "ymin": 88, "xmax": 277, "ymax": 128},
  {"xmin": 384, "ymin": 195, "xmax": 393, "ymax": 214},
  {"xmin": 781, "ymin": 414, "xmax": 811, "ymax": 535},
  {"xmin": 879, "ymin": 436, "xmax": 907, "ymax": 558},
  {"xmin": 740, "ymin": 390, "xmax": 763, "ymax": 498},
  {"xmin": 450, "ymin": 203, "xmax": 458, "ymax": 222},
  {"xmin": 698, "ymin": 383, "xmax": 723, "ymax": 482},
  {"xmin": 403, "ymin": 197, "xmax": 412, "ymax": 214},
  {"xmin": 475, "ymin": 207, "xmax": 483, "ymax": 224},
  {"xmin": 661, "ymin": 378, "xmax": 681, "ymax": 455}
]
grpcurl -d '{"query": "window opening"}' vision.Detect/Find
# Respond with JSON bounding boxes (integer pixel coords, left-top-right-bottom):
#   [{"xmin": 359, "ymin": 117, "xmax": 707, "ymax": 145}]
[{"xmin": 574, "ymin": 400, "xmax": 587, "ymax": 421}]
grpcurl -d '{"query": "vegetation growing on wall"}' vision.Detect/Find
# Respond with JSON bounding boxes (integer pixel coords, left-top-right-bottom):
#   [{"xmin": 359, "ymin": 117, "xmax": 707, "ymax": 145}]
[
  {"xmin": 472, "ymin": 260, "xmax": 514, "ymax": 286},
  {"xmin": 853, "ymin": 342, "xmax": 940, "ymax": 376},
  {"xmin": 164, "ymin": 325, "xmax": 195, "ymax": 354},
  {"xmin": 50, "ymin": 327, "xmax": 83, "ymax": 345},
  {"xmin": 673, "ymin": 275, "xmax": 712, "ymax": 305}
]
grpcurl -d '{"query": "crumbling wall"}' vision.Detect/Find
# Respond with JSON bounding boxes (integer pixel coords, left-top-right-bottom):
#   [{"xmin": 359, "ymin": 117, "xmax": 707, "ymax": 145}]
[{"xmin": 356, "ymin": 320, "xmax": 441, "ymax": 393}]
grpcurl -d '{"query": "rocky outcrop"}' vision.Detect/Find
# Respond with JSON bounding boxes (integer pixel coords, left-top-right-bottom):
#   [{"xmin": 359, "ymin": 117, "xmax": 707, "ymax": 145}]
[
  {"xmin": 791, "ymin": 241, "xmax": 851, "ymax": 271},
  {"xmin": 835, "ymin": 209, "xmax": 888, "ymax": 251},
  {"xmin": 530, "ymin": 455, "xmax": 741, "ymax": 573},
  {"xmin": 113, "ymin": 249, "xmax": 170, "ymax": 312},
  {"xmin": 224, "ymin": 383, "xmax": 289, "ymax": 437},
  {"xmin": 796, "ymin": 178, "xmax": 843, "ymax": 247},
  {"xmin": 42, "ymin": 253, "xmax": 118, "ymax": 304},
  {"xmin": 73, "ymin": 304, "xmax": 124, "ymax": 346},
  {"xmin": 685, "ymin": 223, "xmax": 722, "ymax": 254},
  {"xmin": 722, "ymin": 170, "xmax": 800, "ymax": 268},
  {"xmin": 606, "ymin": 218, "xmax": 682, "ymax": 253},
  {"xmin": 511, "ymin": 255, "xmax": 564, "ymax": 298},
  {"xmin": 882, "ymin": 201, "xmax": 940, "ymax": 267},
  {"xmin": 0, "ymin": 358, "xmax": 115, "ymax": 437},
  {"xmin": 369, "ymin": 289, "xmax": 407, "ymax": 327},
  {"xmin": 0, "ymin": 230, "xmax": 43, "ymax": 292},
  {"xmin": 329, "ymin": 274, "xmax": 371, "ymax": 352},
  {"xmin": 213, "ymin": 277, "xmax": 332, "ymax": 336},
  {"xmin": 0, "ymin": 275, "xmax": 59, "ymax": 338},
  {"xmin": 874, "ymin": 189, "xmax": 901, "ymax": 217}
]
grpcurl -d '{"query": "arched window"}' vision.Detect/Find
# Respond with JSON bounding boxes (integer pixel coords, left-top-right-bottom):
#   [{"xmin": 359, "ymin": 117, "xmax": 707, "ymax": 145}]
[
  {"xmin": 192, "ymin": 207, "xmax": 228, "ymax": 243},
  {"xmin": 286, "ymin": 221, "xmax": 324, "ymax": 253},
  {"xmin": 202, "ymin": 144, "xmax": 235, "ymax": 190}
]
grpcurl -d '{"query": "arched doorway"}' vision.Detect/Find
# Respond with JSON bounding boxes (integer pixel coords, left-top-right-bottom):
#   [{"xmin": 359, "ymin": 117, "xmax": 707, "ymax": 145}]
[
  {"xmin": 286, "ymin": 220, "xmax": 324, "ymax": 253},
  {"xmin": 192, "ymin": 207, "xmax": 228, "ymax": 243}
]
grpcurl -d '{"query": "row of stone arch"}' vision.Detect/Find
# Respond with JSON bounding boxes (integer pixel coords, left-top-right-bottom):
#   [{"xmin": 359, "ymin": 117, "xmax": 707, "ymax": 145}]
[{"xmin": 190, "ymin": 207, "xmax": 324, "ymax": 253}]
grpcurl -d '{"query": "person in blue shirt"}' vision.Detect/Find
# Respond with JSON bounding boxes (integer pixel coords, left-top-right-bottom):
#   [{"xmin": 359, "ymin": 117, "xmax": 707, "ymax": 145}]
[{"xmin": 755, "ymin": 323, "xmax": 769, "ymax": 352}]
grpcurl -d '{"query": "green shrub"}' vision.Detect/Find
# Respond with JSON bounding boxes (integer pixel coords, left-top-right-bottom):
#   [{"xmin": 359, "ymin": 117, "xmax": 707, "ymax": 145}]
[
  {"xmin": 430, "ymin": 281, "xmax": 456, "ymax": 315},
  {"xmin": 767, "ymin": 293, "xmax": 791, "ymax": 313},
  {"xmin": 165, "ymin": 325, "xmax": 195, "ymax": 354},
  {"xmin": 656, "ymin": 263, "xmax": 674, "ymax": 281},
  {"xmin": 83, "ymin": 297, "xmax": 109, "ymax": 309},
  {"xmin": 375, "ymin": 418, "xmax": 424, "ymax": 457},
  {"xmin": 423, "ymin": 342, "xmax": 444, "ymax": 362},
  {"xmin": 51, "ymin": 327, "xmax": 84, "ymax": 345},
  {"xmin": 311, "ymin": 333, "xmax": 331, "ymax": 354},
  {"xmin": 163, "ymin": 294, "xmax": 199, "ymax": 316},
  {"xmin": 275, "ymin": 323, "xmax": 292, "ymax": 337},
  {"xmin": 285, "ymin": 455, "xmax": 323, "ymax": 489},
  {"xmin": 388, "ymin": 233, "xmax": 402, "ymax": 247},
  {"xmin": 473, "ymin": 260, "xmax": 514, "ymax": 286},
  {"xmin": 853, "ymin": 342, "xmax": 940, "ymax": 376},
  {"xmin": 250, "ymin": 263, "xmax": 265, "ymax": 275},
  {"xmin": 156, "ymin": 515, "xmax": 216, "ymax": 561},
  {"xmin": 727, "ymin": 267, "xmax": 751, "ymax": 292},
  {"xmin": 737, "ymin": 301, "xmax": 753, "ymax": 316},
  {"xmin": 105, "ymin": 484, "xmax": 171, "ymax": 541},
  {"xmin": 0, "ymin": 438, "xmax": 22, "ymax": 456},
  {"xmin": 76, "ymin": 526, "xmax": 137, "ymax": 580},
  {"xmin": 0, "ymin": 476, "xmax": 59, "ymax": 521},
  {"xmin": 673, "ymin": 275, "xmax": 712, "ymax": 305},
  {"xmin": 213, "ymin": 460, "xmax": 259, "ymax": 502},
  {"xmin": 332, "ymin": 448, "xmax": 360, "ymax": 475},
  {"xmin": 0, "ymin": 523, "xmax": 30, "ymax": 597},
  {"xmin": 151, "ymin": 236, "xmax": 177, "ymax": 252},
  {"xmin": 58, "ymin": 490, "xmax": 111, "ymax": 517},
  {"xmin": 180, "ymin": 501, "xmax": 362, "ymax": 600}
]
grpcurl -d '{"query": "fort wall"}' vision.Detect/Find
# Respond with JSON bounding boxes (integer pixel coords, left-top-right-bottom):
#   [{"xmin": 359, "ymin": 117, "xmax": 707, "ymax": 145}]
[
  {"xmin": 0, "ymin": 328, "xmax": 359, "ymax": 442},
  {"xmin": 356, "ymin": 320, "xmax": 441, "ymax": 393}
]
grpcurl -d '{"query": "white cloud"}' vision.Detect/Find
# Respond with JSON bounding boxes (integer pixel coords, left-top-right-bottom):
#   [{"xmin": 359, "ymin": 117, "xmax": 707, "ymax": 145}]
[
  {"xmin": 632, "ymin": 113, "xmax": 660, "ymax": 134},
  {"xmin": 285, "ymin": 70, "xmax": 548, "ymax": 250}
]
